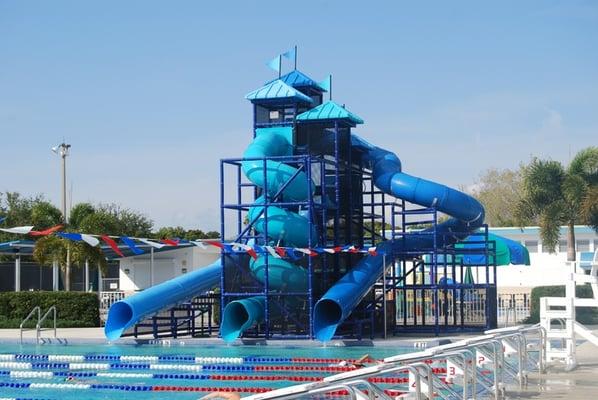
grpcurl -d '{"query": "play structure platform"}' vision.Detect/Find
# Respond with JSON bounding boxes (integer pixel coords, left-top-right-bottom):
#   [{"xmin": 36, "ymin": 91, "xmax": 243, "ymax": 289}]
[{"xmin": 105, "ymin": 58, "xmax": 529, "ymax": 342}]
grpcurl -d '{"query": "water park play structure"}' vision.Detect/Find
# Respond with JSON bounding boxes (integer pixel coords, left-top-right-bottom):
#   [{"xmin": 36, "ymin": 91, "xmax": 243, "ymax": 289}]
[{"xmin": 105, "ymin": 60, "xmax": 529, "ymax": 342}]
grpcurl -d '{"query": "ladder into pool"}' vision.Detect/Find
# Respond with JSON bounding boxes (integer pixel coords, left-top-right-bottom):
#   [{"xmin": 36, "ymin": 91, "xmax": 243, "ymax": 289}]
[{"xmin": 19, "ymin": 305, "xmax": 57, "ymax": 344}]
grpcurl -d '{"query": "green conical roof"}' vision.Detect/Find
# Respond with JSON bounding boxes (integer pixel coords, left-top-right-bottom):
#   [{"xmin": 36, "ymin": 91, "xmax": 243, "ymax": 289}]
[
  {"xmin": 245, "ymin": 80, "xmax": 313, "ymax": 104},
  {"xmin": 296, "ymin": 100, "xmax": 363, "ymax": 124}
]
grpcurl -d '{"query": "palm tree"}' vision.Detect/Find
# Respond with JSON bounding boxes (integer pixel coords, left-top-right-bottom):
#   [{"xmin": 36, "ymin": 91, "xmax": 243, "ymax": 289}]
[{"xmin": 516, "ymin": 147, "xmax": 598, "ymax": 261}]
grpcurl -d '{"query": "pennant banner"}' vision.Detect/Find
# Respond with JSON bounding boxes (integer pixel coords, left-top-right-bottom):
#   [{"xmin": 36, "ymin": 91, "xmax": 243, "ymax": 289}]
[
  {"xmin": 101, "ymin": 235, "xmax": 124, "ymax": 258},
  {"xmin": 0, "ymin": 226, "xmax": 34, "ymax": 235},
  {"xmin": 0, "ymin": 222, "xmax": 385, "ymax": 260},
  {"xmin": 81, "ymin": 234, "xmax": 100, "ymax": 247},
  {"xmin": 121, "ymin": 236, "xmax": 144, "ymax": 255},
  {"xmin": 29, "ymin": 225, "xmax": 64, "ymax": 237},
  {"xmin": 138, "ymin": 238, "xmax": 166, "ymax": 249}
]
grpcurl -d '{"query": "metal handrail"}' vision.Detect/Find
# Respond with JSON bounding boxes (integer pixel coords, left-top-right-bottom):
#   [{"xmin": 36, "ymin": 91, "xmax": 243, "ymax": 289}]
[
  {"xmin": 244, "ymin": 324, "xmax": 547, "ymax": 400},
  {"xmin": 36, "ymin": 306, "xmax": 57, "ymax": 343},
  {"xmin": 19, "ymin": 306, "xmax": 41, "ymax": 344}
]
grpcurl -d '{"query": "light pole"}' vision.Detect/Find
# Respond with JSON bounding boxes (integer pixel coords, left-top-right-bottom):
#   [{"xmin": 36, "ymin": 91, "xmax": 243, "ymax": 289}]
[
  {"xmin": 51, "ymin": 143, "xmax": 71, "ymax": 223},
  {"xmin": 52, "ymin": 142, "xmax": 71, "ymax": 290}
]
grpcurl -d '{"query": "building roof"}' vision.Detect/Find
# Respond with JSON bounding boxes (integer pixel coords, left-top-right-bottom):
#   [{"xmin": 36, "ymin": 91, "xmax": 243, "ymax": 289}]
[
  {"xmin": 488, "ymin": 225, "xmax": 598, "ymax": 236},
  {"xmin": 0, "ymin": 239, "xmax": 199, "ymax": 260},
  {"xmin": 245, "ymin": 79, "xmax": 313, "ymax": 104},
  {"xmin": 296, "ymin": 100, "xmax": 364, "ymax": 124},
  {"xmin": 266, "ymin": 70, "xmax": 321, "ymax": 89}
]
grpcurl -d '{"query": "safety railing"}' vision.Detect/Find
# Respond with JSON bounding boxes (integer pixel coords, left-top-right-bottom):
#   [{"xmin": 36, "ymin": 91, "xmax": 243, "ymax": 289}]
[
  {"xmin": 19, "ymin": 305, "xmax": 57, "ymax": 344},
  {"xmin": 19, "ymin": 306, "xmax": 41, "ymax": 344},
  {"xmin": 243, "ymin": 324, "xmax": 546, "ymax": 400},
  {"xmin": 36, "ymin": 306, "xmax": 57, "ymax": 344}
]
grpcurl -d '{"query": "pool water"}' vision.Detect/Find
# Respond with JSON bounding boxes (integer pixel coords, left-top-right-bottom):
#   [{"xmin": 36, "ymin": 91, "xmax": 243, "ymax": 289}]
[{"xmin": 0, "ymin": 343, "xmax": 417, "ymax": 399}]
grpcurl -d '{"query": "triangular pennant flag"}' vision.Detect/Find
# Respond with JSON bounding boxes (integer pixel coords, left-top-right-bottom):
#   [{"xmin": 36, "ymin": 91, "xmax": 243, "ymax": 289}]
[
  {"xmin": 266, "ymin": 55, "xmax": 281, "ymax": 73},
  {"xmin": 367, "ymin": 246, "xmax": 378, "ymax": 256},
  {"xmin": 81, "ymin": 234, "xmax": 100, "ymax": 247},
  {"xmin": 317, "ymin": 74, "xmax": 331, "ymax": 92},
  {"xmin": 120, "ymin": 236, "xmax": 144, "ymax": 255},
  {"xmin": 275, "ymin": 246, "xmax": 287, "ymax": 258},
  {"xmin": 29, "ymin": 225, "xmax": 63, "ymax": 236},
  {"xmin": 190, "ymin": 240, "xmax": 207, "ymax": 249},
  {"xmin": 205, "ymin": 240, "xmax": 224, "ymax": 249},
  {"xmin": 0, "ymin": 226, "xmax": 34, "ymax": 235},
  {"xmin": 161, "ymin": 239, "xmax": 179, "ymax": 246},
  {"xmin": 56, "ymin": 232, "xmax": 83, "ymax": 242},
  {"xmin": 138, "ymin": 238, "xmax": 166, "ymax": 249},
  {"xmin": 101, "ymin": 235, "xmax": 124, "ymax": 258},
  {"xmin": 282, "ymin": 47, "xmax": 296, "ymax": 62},
  {"xmin": 263, "ymin": 246, "xmax": 281, "ymax": 259}
]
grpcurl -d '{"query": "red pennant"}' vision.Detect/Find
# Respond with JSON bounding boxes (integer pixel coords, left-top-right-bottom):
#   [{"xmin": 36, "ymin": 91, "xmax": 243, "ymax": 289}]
[
  {"xmin": 275, "ymin": 246, "xmax": 287, "ymax": 258},
  {"xmin": 160, "ymin": 239, "xmax": 179, "ymax": 246},
  {"xmin": 29, "ymin": 225, "xmax": 64, "ymax": 237},
  {"xmin": 101, "ymin": 235, "xmax": 125, "ymax": 257},
  {"xmin": 333, "ymin": 246, "xmax": 342, "ymax": 253},
  {"xmin": 206, "ymin": 240, "xmax": 224, "ymax": 249},
  {"xmin": 246, "ymin": 247, "xmax": 258, "ymax": 260}
]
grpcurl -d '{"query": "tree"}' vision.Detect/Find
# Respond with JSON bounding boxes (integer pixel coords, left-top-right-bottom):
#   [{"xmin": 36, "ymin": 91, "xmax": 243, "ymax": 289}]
[
  {"xmin": 154, "ymin": 226, "xmax": 220, "ymax": 241},
  {"xmin": 516, "ymin": 147, "xmax": 598, "ymax": 261},
  {"xmin": 469, "ymin": 166, "xmax": 526, "ymax": 227}
]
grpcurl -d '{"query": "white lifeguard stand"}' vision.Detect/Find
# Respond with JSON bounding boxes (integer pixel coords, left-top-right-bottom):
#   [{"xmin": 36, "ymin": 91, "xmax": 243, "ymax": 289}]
[{"xmin": 540, "ymin": 250, "xmax": 598, "ymax": 370}]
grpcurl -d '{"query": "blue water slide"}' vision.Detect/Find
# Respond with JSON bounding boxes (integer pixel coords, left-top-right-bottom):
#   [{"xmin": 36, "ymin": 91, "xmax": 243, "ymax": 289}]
[
  {"xmin": 104, "ymin": 259, "xmax": 221, "ymax": 341},
  {"xmin": 220, "ymin": 127, "xmax": 313, "ymax": 342},
  {"xmin": 313, "ymin": 134, "xmax": 486, "ymax": 341}
]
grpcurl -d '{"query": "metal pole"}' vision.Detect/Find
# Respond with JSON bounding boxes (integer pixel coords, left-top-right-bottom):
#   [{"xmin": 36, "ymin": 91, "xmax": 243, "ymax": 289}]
[
  {"xmin": 84, "ymin": 259, "xmax": 89, "ymax": 292},
  {"xmin": 150, "ymin": 247, "xmax": 154, "ymax": 286},
  {"xmin": 383, "ymin": 253, "xmax": 387, "ymax": 339},
  {"xmin": 61, "ymin": 149, "xmax": 67, "ymax": 222},
  {"xmin": 52, "ymin": 260, "xmax": 59, "ymax": 291},
  {"xmin": 15, "ymin": 254, "xmax": 21, "ymax": 292},
  {"xmin": 98, "ymin": 264, "xmax": 102, "ymax": 292}
]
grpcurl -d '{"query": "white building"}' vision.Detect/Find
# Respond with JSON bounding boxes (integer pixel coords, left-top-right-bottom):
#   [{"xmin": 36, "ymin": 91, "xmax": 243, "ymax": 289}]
[
  {"xmin": 491, "ymin": 225, "xmax": 598, "ymax": 294},
  {"xmin": 118, "ymin": 245, "xmax": 220, "ymax": 295}
]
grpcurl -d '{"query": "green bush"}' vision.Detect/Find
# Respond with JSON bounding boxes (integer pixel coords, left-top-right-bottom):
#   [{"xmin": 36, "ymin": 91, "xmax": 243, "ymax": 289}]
[
  {"xmin": 0, "ymin": 291, "xmax": 99, "ymax": 328},
  {"xmin": 526, "ymin": 285, "xmax": 598, "ymax": 324}
]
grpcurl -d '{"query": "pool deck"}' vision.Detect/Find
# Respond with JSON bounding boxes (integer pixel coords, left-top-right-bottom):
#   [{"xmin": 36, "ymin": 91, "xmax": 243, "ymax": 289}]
[{"xmin": 2, "ymin": 326, "xmax": 598, "ymax": 398}]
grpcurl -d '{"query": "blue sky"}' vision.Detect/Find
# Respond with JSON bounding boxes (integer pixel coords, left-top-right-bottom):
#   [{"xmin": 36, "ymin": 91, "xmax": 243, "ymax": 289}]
[{"xmin": 1, "ymin": 1, "xmax": 597, "ymax": 231}]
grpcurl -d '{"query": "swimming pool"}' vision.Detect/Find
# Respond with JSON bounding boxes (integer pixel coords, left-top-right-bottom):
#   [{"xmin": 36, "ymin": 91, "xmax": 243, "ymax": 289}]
[{"xmin": 0, "ymin": 342, "xmax": 422, "ymax": 399}]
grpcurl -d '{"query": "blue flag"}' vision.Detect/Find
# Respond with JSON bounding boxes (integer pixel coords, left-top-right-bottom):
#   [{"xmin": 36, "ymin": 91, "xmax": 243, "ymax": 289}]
[
  {"xmin": 56, "ymin": 232, "xmax": 83, "ymax": 242},
  {"xmin": 317, "ymin": 74, "xmax": 332, "ymax": 92},
  {"xmin": 266, "ymin": 55, "xmax": 281, "ymax": 73},
  {"xmin": 120, "ymin": 236, "xmax": 144, "ymax": 255},
  {"xmin": 0, "ymin": 216, "xmax": 6, "ymax": 224},
  {"xmin": 282, "ymin": 47, "xmax": 296, "ymax": 62}
]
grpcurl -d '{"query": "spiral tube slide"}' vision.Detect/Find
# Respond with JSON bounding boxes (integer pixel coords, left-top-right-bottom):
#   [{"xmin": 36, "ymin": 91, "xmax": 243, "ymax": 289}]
[
  {"xmin": 104, "ymin": 259, "xmax": 220, "ymax": 341},
  {"xmin": 220, "ymin": 127, "xmax": 313, "ymax": 342},
  {"xmin": 313, "ymin": 134, "xmax": 486, "ymax": 341}
]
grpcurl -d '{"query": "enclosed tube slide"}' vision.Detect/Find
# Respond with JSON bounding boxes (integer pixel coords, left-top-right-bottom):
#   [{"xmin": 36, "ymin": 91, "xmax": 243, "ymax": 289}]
[
  {"xmin": 220, "ymin": 127, "xmax": 313, "ymax": 342},
  {"xmin": 104, "ymin": 259, "xmax": 221, "ymax": 341},
  {"xmin": 313, "ymin": 134, "xmax": 486, "ymax": 341}
]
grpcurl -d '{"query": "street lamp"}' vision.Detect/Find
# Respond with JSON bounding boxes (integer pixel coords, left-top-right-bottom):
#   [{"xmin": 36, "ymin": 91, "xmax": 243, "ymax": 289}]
[{"xmin": 51, "ymin": 143, "xmax": 71, "ymax": 223}]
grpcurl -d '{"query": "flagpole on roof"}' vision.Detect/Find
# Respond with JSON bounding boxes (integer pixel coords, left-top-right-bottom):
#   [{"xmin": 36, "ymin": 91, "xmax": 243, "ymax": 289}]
[
  {"xmin": 330, "ymin": 74, "xmax": 333, "ymax": 101},
  {"xmin": 294, "ymin": 45, "xmax": 297, "ymax": 70},
  {"xmin": 278, "ymin": 54, "xmax": 282, "ymax": 78}
]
